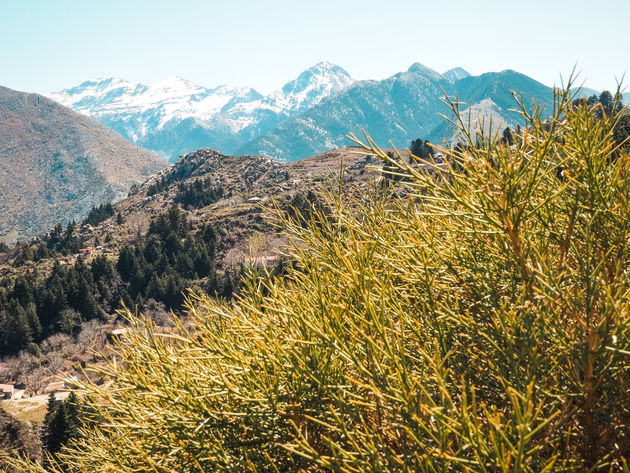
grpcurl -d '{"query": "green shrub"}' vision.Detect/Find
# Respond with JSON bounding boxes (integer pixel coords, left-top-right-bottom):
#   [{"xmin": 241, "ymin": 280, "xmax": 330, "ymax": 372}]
[{"xmin": 13, "ymin": 84, "xmax": 630, "ymax": 472}]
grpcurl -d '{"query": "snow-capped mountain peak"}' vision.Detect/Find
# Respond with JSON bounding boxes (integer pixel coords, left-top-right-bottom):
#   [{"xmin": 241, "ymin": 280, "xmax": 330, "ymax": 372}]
[
  {"xmin": 274, "ymin": 61, "xmax": 354, "ymax": 111},
  {"xmin": 146, "ymin": 76, "xmax": 208, "ymax": 96},
  {"xmin": 49, "ymin": 75, "xmax": 263, "ymax": 128},
  {"xmin": 443, "ymin": 67, "xmax": 471, "ymax": 82},
  {"xmin": 72, "ymin": 76, "xmax": 136, "ymax": 91},
  {"xmin": 49, "ymin": 77, "xmax": 148, "ymax": 114},
  {"xmin": 296, "ymin": 60, "xmax": 351, "ymax": 82}
]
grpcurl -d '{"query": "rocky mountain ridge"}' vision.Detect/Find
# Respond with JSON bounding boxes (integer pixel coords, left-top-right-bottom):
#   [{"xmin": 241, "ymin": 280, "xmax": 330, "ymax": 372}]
[
  {"xmin": 238, "ymin": 66, "xmax": 555, "ymax": 160},
  {"xmin": 0, "ymin": 145, "xmax": 381, "ymax": 275}
]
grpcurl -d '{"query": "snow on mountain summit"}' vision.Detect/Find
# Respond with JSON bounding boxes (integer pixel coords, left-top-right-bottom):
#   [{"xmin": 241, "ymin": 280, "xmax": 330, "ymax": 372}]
[
  {"xmin": 218, "ymin": 61, "xmax": 355, "ymax": 136},
  {"xmin": 48, "ymin": 62, "xmax": 354, "ymax": 161},
  {"xmin": 443, "ymin": 67, "xmax": 471, "ymax": 82},
  {"xmin": 48, "ymin": 77, "xmax": 148, "ymax": 114},
  {"xmin": 49, "ymin": 76, "xmax": 261, "ymax": 125},
  {"xmin": 272, "ymin": 61, "xmax": 354, "ymax": 112}
]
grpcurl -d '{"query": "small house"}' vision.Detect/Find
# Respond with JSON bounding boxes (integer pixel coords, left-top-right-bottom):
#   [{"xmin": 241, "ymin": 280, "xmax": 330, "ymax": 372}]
[{"xmin": 79, "ymin": 247, "xmax": 94, "ymax": 257}]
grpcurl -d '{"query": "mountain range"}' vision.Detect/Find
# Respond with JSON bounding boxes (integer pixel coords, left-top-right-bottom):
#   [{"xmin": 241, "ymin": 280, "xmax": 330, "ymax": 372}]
[
  {"xmin": 0, "ymin": 86, "xmax": 166, "ymax": 244},
  {"xmin": 49, "ymin": 62, "xmax": 575, "ymax": 162},
  {"xmin": 239, "ymin": 66, "xmax": 556, "ymax": 160},
  {"xmin": 49, "ymin": 62, "xmax": 354, "ymax": 161}
]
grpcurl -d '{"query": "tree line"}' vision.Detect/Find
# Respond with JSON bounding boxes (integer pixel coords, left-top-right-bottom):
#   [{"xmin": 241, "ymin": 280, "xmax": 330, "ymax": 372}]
[
  {"xmin": 0, "ymin": 206, "xmax": 241, "ymax": 357},
  {"xmin": 81, "ymin": 203, "xmax": 115, "ymax": 227},
  {"xmin": 173, "ymin": 178, "xmax": 224, "ymax": 209}
]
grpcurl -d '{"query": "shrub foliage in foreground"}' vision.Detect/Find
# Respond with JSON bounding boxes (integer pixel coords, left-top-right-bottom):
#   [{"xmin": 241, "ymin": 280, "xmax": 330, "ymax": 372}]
[{"xmin": 15, "ymin": 86, "xmax": 630, "ymax": 472}]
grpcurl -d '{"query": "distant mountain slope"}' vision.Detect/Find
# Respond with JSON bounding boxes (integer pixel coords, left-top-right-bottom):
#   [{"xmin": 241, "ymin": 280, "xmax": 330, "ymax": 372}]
[
  {"xmin": 238, "ymin": 65, "xmax": 555, "ymax": 161},
  {"xmin": 428, "ymin": 70, "xmax": 555, "ymax": 142},
  {"xmin": 49, "ymin": 62, "xmax": 355, "ymax": 161},
  {"xmin": 49, "ymin": 76, "xmax": 263, "ymax": 160},
  {"xmin": 237, "ymin": 64, "xmax": 449, "ymax": 160},
  {"xmin": 0, "ymin": 86, "xmax": 166, "ymax": 244},
  {"xmin": 215, "ymin": 62, "xmax": 354, "ymax": 144}
]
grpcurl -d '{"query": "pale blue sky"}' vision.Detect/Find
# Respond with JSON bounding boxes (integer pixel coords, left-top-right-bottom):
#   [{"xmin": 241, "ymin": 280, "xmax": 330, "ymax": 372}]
[{"xmin": 1, "ymin": 0, "xmax": 628, "ymax": 94}]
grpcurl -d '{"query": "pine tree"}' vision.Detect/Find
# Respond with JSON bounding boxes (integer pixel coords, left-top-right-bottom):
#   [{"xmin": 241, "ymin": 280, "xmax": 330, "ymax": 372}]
[
  {"xmin": 613, "ymin": 113, "xmax": 630, "ymax": 153},
  {"xmin": 410, "ymin": 138, "xmax": 424, "ymax": 158},
  {"xmin": 598, "ymin": 90, "xmax": 614, "ymax": 116},
  {"xmin": 42, "ymin": 393, "xmax": 82, "ymax": 463},
  {"xmin": 25, "ymin": 302, "xmax": 42, "ymax": 340},
  {"xmin": 42, "ymin": 393, "xmax": 63, "ymax": 454},
  {"xmin": 64, "ymin": 392, "xmax": 80, "ymax": 441},
  {"xmin": 502, "ymin": 126, "xmax": 515, "ymax": 145},
  {"xmin": 614, "ymin": 91, "xmax": 624, "ymax": 113},
  {"xmin": 1, "ymin": 302, "xmax": 32, "ymax": 353}
]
